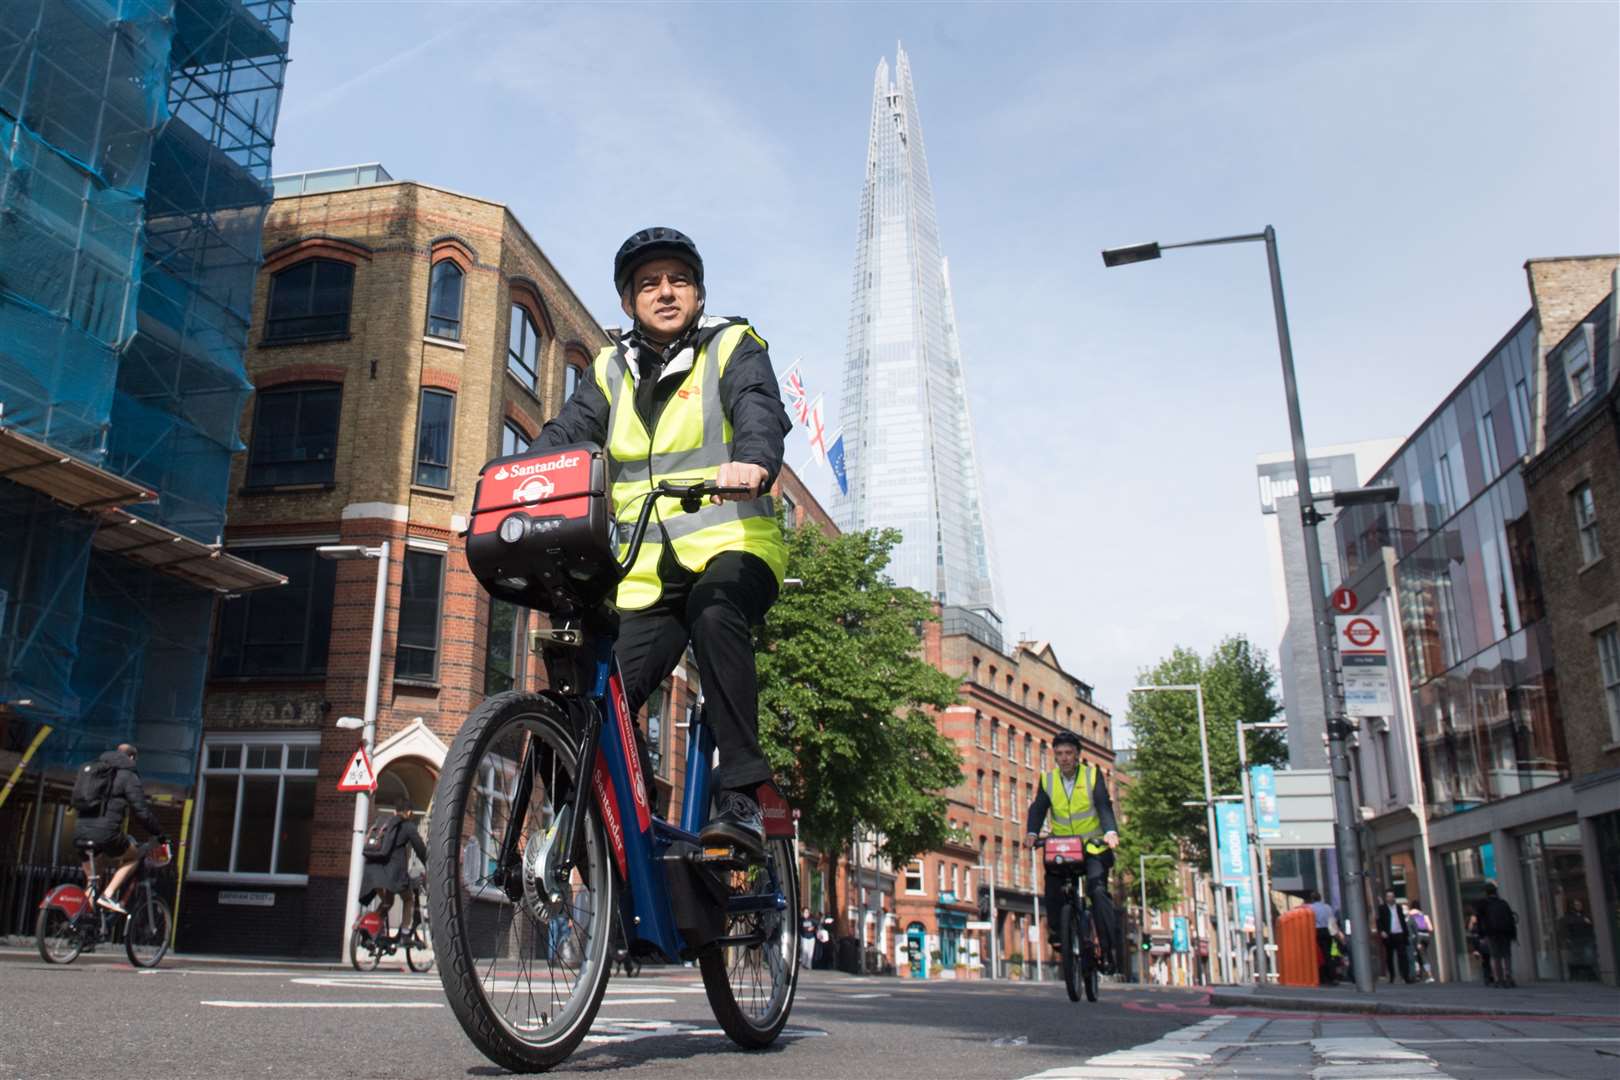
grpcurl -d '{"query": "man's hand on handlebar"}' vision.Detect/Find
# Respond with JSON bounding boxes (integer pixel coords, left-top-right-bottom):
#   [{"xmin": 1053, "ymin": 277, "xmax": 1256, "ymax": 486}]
[
  {"xmin": 1025, "ymin": 832, "xmax": 1039, "ymax": 846},
  {"xmin": 1104, "ymin": 830, "xmax": 1119, "ymax": 849},
  {"xmin": 713, "ymin": 461, "xmax": 767, "ymax": 503}
]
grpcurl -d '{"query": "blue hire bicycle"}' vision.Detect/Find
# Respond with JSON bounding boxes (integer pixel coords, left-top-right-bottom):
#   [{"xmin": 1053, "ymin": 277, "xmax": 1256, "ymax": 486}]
[{"xmin": 430, "ymin": 442, "xmax": 800, "ymax": 1072}]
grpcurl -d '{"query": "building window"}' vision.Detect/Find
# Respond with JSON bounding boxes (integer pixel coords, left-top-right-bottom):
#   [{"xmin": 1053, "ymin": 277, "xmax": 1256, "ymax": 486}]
[
  {"xmin": 214, "ymin": 547, "xmax": 337, "ymax": 676},
  {"xmin": 1510, "ymin": 377, "xmax": 1533, "ymax": 456},
  {"xmin": 1009, "ymin": 780, "xmax": 1018, "ymax": 823},
  {"xmin": 1476, "ymin": 410, "xmax": 1500, "ymax": 480},
  {"xmin": 647, "ymin": 681, "xmax": 669, "ymax": 776},
  {"xmin": 992, "ymin": 771, "xmax": 1002, "ymax": 817},
  {"xmin": 974, "ymin": 712, "xmax": 984, "ymax": 747},
  {"xmin": 1566, "ymin": 330, "xmax": 1594, "ymax": 407},
  {"xmin": 1024, "ymin": 733, "xmax": 1032, "ymax": 766},
  {"xmin": 904, "ymin": 860, "xmax": 925, "ymax": 894},
  {"xmin": 265, "ymin": 258, "xmax": 354, "ymax": 341},
  {"xmin": 990, "ymin": 720, "xmax": 999, "ymax": 755},
  {"xmin": 971, "ymin": 655, "xmax": 981, "ymax": 682},
  {"xmin": 779, "ymin": 490, "xmax": 797, "ymax": 524},
  {"xmin": 508, "ymin": 302, "xmax": 541, "ymax": 391},
  {"xmin": 976, "ymin": 770, "xmax": 985, "ymax": 811},
  {"xmin": 501, "ymin": 421, "xmax": 528, "ymax": 457},
  {"xmin": 1574, "ymin": 482, "xmax": 1600, "ymax": 563},
  {"xmin": 246, "ymin": 383, "xmax": 340, "ymax": 487},
  {"xmin": 951, "ymin": 863, "xmax": 960, "ymax": 895},
  {"xmin": 1039, "ymin": 742, "xmax": 1048, "ymax": 773},
  {"xmin": 426, "ymin": 259, "xmax": 464, "ymax": 341},
  {"xmin": 1007, "ymin": 726, "xmax": 1016, "ymax": 761},
  {"xmin": 397, "ymin": 549, "xmax": 444, "ymax": 680},
  {"xmin": 193, "ymin": 737, "xmax": 319, "ymax": 880},
  {"xmin": 564, "ymin": 362, "xmax": 584, "ymax": 400},
  {"xmin": 1598, "ymin": 625, "xmax": 1620, "ymax": 741},
  {"xmin": 483, "ymin": 598, "xmax": 525, "ymax": 694},
  {"xmin": 414, "ymin": 388, "xmax": 454, "ymax": 488},
  {"xmin": 936, "ymin": 860, "xmax": 945, "ymax": 893},
  {"xmin": 1021, "ymin": 683, "xmax": 1029, "ymax": 706}
]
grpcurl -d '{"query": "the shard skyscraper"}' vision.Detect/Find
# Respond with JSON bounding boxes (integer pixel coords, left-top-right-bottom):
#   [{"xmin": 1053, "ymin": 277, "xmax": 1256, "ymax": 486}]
[{"xmin": 834, "ymin": 45, "xmax": 1000, "ymax": 619}]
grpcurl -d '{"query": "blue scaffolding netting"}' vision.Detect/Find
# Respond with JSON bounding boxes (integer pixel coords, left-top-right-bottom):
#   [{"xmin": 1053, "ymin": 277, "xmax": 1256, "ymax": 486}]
[{"xmin": 0, "ymin": 0, "xmax": 291, "ymax": 792}]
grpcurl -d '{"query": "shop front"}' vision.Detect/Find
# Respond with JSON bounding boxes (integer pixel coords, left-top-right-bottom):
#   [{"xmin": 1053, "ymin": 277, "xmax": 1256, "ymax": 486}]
[{"xmin": 1519, "ymin": 822, "xmax": 1597, "ymax": 981}]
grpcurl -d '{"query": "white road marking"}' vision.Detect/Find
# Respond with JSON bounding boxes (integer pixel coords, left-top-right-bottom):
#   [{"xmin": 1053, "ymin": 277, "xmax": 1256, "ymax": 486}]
[
  {"xmin": 582, "ymin": 1017, "xmax": 826, "ymax": 1044},
  {"xmin": 202, "ymin": 1001, "xmax": 443, "ymax": 1009}
]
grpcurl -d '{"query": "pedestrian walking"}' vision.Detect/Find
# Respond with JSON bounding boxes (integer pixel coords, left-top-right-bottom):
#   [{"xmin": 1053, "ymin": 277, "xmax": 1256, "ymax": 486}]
[
  {"xmin": 799, "ymin": 907, "xmax": 816, "ymax": 971},
  {"xmin": 1307, "ymin": 890, "xmax": 1337, "ymax": 985},
  {"xmin": 1407, "ymin": 902, "xmax": 1435, "ymax": 981},
  {"xmin": 1474, "ymin": 883, "xmax": 1518, "ymax": 988},
  {"xmin": 1375, "ymin": 889, "xmax": 1414, "ymax": 984}
]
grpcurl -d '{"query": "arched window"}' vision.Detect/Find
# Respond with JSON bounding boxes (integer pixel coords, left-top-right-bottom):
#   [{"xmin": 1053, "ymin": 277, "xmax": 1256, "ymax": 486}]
[
  {"xmin": 507, "ymin": 302, "xmax": 541, "ymax": 391},
  {"xmin": 564, "ymin": 359, "xmax": 585, "ymax": 400},
  {"xmin": 265, "ymin": 259, "xmax": 354, "ymax": 342},
  {"xmin": 426, "ymin": 260, "xmax": 464, "ymax": 341}
]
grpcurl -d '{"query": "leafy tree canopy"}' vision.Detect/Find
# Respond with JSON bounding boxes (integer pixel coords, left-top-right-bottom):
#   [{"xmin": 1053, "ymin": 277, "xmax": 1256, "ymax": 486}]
[
  {"xmin": 1120, "ymin": 636, "xmax": 1285, "ymax": 869},
  {"xmin": 757, "ymin": 524, "xmax": 963, "ymax": 872}
]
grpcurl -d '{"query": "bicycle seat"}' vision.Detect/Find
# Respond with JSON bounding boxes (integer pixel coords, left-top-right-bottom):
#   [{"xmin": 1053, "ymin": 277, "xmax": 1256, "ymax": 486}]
[
  {"xmin": 74, "ymin": 837, "xmax": 118, "ymax": 853},
  {"xmin": 466, "ymin": 443, "xmax": 617, "ymax": 613}
]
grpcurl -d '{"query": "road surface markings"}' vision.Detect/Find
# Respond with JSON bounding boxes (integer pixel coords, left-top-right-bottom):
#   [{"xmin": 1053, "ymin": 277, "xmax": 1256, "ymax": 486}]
[
  {"xmin": 584, "ymin": 1017, "xmax": 826, "ymax": 1044},
  {"xmin": 202, "ymin": 1001, "xmax": 443, "ymax": 1009}
]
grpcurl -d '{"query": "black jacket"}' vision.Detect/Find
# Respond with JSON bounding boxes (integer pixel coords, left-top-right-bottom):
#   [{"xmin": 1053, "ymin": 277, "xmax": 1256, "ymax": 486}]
[
  {"xmin": 360, "ymin": 816, "xmax": 428, "ymax": 898},
  {"xmin": 74, "ymin": 750, "xmax": 163, "ymax": 840},
  {"xmin": 1475, "ymin": 895, "xmax": 1517, "ymax": 939},
  {"xmin": 1026, "ymin": 767, "xmax": 1117, "ymax": 836},
  {"xmin": 533, "ymin": 316, "xmax": 791, "ymax": 487},
  {"xmin": 1376, "ymin": 902, "xmax": 1410, "ymax": 937}
]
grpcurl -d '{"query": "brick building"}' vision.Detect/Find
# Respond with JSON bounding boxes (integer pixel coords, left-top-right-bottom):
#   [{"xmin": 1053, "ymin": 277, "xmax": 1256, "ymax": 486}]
[
  {"xmin": 180, "ymin": 165, "xmax": 608, "ymax": 956},
  {"xmin": 1522, "ymin": 264, "xmax": 1620, "ymax": 985},
  {"xmin": 893, "ymin": 607, "xmax": 1117, "ymax": 978}
]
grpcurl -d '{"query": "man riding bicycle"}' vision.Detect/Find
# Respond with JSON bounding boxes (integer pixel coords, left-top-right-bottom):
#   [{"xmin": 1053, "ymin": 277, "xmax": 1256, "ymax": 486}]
[
  {"xmin": 71, "ymin": 743, "xmax": 166, "ymax": 916},
  {"xmin": 1025, "ymin": 730, "xmax": 1120, "ymax": 972},
  {"xmin": 530, "ymin": 227, "xmax": 791, "ymax": 857}
]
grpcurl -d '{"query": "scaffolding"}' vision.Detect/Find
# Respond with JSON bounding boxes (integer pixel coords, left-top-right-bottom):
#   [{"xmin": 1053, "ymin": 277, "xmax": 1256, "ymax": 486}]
[{"xmin": 0, "ymin": 0, "xmax": 292, "ymax": 840}]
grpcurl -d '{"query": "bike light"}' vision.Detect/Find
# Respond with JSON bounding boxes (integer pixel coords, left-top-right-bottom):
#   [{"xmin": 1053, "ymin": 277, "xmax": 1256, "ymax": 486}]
[{"xmin": 499, "ymin": 515, "xmax": 527, "ymax": 543}]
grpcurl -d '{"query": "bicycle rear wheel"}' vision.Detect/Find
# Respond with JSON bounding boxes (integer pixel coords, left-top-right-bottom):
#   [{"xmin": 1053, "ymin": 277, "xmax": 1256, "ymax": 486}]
[
  {"xmin": 36, "ymin": 907, "xmax": 84, "ymax": 965},
  {"xmin": 431, "ymin": 692, "xmax": 615, "ymax": 1072},
  {"xmin": 699, "ymin": 835, "xmax": 800, "ymax": 1049},
  {"xmin": 1078, "ymin": 907, "xmax": 1099, "ymax": 1003},
  {"xmin": 407, "ymin": 911, "xmax": 435, "ymax": 973},
  {"xmin": 124, "ymin": 884, "xmax": 172, "ymax": 968},
  {"xmin": 1062, "ymin": 902, "xmax": 1082, "ymax": 1002}
]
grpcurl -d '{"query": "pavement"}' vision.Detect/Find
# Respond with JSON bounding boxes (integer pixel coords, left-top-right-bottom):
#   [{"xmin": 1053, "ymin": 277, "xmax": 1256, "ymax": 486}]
[{"xmin": 1209, "ymin": 980, "xmax": 1620, "ymax": 1019}]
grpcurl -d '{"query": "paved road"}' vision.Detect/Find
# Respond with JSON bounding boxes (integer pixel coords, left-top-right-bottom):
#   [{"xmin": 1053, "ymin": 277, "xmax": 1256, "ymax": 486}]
[
  {"xmin": 1, "ymin": 956, "xmax": 1200, "ymax": 1078},
  {"xmin": 6, "ymin": 954, "xmax": 1618, "ymax": 1078}
]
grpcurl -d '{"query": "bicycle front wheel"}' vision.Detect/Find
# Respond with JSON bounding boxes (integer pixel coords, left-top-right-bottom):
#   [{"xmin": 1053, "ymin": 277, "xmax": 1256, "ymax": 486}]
[
  {"xmin": 36, "ymin": 906, "xmax": 84, "ymax": 965},
  {"xmin": 430, "ymin": 692, "xmax": 616, "ymax": 1072},
  {"xmin": 1079, "ymin": 908, "xmax": 1099, "ymax": 1003},
  {"xmin": 1062, "ymin": 902, "xmax": 1082, "ymax": 1002},
  {"xmin": 124, "ymin": 884, "xmax": 172, "ymax": 968},
  {"xmin": 699, "ymin": 835, "xmax": 801, "ymax": 1049}
]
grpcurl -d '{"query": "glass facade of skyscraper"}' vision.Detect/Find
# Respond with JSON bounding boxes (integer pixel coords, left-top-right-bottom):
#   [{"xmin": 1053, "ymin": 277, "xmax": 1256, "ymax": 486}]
[
  {"xmin": 834, "ymin": 46, "xmax": 998, "ymax": 614},
  {"xmin": 1336, "ymin": 314, "xmax": 1567, "ymax": 820}
]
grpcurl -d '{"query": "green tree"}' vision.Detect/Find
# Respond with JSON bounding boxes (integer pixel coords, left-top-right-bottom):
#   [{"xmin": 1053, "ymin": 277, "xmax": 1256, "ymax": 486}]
[
  {"xmin": 757, "ymin": 524, "xmax": 963, "ymax": 933},
  {"xmin": 1121, "ymin": 636, "xmax": 1285, "ymax": 868},
  {"xmin": 1115, "ymin": 829, "xmax": 1185, "ymax": 914}
]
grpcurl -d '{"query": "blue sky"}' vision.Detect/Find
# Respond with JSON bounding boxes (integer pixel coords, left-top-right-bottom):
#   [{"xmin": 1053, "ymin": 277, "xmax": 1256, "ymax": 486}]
[{"xmin": 273, "ymin": 1, "xmax": 1619, "ymax": 732}]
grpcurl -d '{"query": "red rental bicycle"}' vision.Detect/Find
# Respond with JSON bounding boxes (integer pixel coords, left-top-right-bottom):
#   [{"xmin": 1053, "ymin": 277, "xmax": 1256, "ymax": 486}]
[{"xmin": 36, "ymin": 839, "xmax": 173, "ymax": 968}]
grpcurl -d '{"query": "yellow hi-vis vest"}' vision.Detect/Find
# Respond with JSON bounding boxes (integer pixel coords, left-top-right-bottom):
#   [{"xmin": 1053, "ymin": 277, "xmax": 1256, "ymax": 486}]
[
  {"xmin": 595, "ymin": 322, "xmax": 788, "ymax": 610},
  {"xmin": 1042, "ymin": 765, "xmax": 1107, "ymax": 852}
]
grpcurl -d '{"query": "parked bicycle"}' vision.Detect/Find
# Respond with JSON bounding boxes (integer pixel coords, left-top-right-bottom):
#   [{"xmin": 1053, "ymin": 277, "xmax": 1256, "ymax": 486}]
[
  {"xmin": 431, "ymin": 446, "xmax": 800, "ymax": 1071},
  {"xmin": 36, "ymin": 839, "xmax": 172, "ymax": 968},
  {"xmin": 351, "ymin": 874, "xmax": 433, "ymax": 973},
  {"xmin": 1039, "ymin": 836, "xmax": 1101, "ymax": 1003}
]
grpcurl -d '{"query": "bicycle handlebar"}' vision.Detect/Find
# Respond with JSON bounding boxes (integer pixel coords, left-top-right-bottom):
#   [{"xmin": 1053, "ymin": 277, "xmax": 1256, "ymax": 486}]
[{"xmin": 613, "ymin": 480, "xmax": 755, "ymax": 578}]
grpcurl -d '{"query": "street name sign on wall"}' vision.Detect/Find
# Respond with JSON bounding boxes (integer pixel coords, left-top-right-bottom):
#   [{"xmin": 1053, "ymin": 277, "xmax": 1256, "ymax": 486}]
[
  {"xmin": 1217, "ymin": 803, "xmax": 1249, "ymax": 884},
  {"xmin": 1251, "ymin": 765, "xmax": 1280, "ymax": 839},
  {"xmin": 1336, "ymin": 614, "xmax": 1392, "ymax": 717}
]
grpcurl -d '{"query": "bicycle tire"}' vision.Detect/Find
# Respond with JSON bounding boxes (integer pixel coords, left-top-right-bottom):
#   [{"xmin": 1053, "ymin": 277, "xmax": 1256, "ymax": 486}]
[
  {"xmin": 699, "ymin": 835, "xmax": 801, "ymax": 1049},
  {"xmin": 124, "ymin": 884, "xmax": 172, "ymax": 968},
  {"xmin": 407, "ymin": 918, "xmax": 435, "ymax": 973},
  {"xmin": 431, "ymin": 691, "xmax": 616, "ymax": 1073},
  {"xmin": 1078, "ymin": 907, "xmax": 1099, "ymax": 1003},
  {"xmin": 350, "ymin": 928, "xmax": 380, "ymax": 972},
  {"xmin": 36, "ymin": 906, "xmax": 84, "ymax": 965},
  {"xmin": 1062, "ymin": 902, "xmax": 1082, "ymax": 1002}
]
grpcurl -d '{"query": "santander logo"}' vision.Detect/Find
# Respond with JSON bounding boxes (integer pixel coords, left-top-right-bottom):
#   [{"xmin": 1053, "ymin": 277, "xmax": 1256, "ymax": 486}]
[
  {"xmin": 501, "ymin": 453, "xmax": 582, "ymax": 480},
  {"xmin": 513, "ymin": 475, "xmax": 555, "ymax": 503}
]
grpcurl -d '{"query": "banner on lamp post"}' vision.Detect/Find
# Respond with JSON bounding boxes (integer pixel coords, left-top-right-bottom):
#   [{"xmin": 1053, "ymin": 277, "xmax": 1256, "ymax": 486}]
[
  {"xmin": 1217, "ymin": 802, "xmax": 1249, "ymax": 885},
  {"xmin": 1251, "ymin": 764, "xmax": 1280, "ymax": 840}
]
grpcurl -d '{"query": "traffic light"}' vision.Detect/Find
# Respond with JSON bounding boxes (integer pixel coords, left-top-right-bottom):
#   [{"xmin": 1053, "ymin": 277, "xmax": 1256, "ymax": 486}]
[
  {"xmin": 1141, "ymin": 934, "xmax": 1153, "ymax": 952},
  {"xmin": 976, "ymin": 885, "xmax": 990, "ymax": 919}
]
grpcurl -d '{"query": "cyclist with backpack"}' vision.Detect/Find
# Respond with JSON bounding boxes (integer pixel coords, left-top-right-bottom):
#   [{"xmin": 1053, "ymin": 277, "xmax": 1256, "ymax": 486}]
[
  {"xmin": 1024, "ymin": 730, "xmax": 1121, "ymax": 972},
  {"xmin": 359, "ymin": 795, "xmax": 428, "ymax": 941},
  {"xmin": 70, "ymin": 744, "xmax": 166, "ymax": 916}
]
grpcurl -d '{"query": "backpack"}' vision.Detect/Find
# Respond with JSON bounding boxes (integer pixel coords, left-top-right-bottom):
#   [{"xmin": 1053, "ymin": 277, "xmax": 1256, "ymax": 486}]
[
  {"xmin": 71, "ymin": 759, "xmax": 118, "ymax": 817},
  {"xmin": 362, "ymin": 816, "xmax": 399, "ymax": 862}
]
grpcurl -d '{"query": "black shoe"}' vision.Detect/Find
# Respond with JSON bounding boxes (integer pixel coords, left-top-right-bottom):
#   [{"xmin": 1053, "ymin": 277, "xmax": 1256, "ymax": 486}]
[{"xmin": 700, "ymin": 790, "xmax": 765, "ymax": 857}]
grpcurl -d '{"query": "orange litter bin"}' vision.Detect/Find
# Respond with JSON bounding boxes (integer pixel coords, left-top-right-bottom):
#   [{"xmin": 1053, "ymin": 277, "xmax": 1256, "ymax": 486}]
[{"xmin": 1277, "ymin": 905, "xmax": 1319, "ymax": 986}]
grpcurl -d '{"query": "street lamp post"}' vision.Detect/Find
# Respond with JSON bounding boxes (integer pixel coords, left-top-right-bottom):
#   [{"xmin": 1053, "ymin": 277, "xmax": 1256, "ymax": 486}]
[
  {"xmin": 1105, "ymin": 226, "xmax": 1376, "ymax": 993},
  {"xmin": 319, "ymin": 541, "xmax": 390, "ymax": 961},
  {"xmin": 1030, "ymin": 843, "xmax": 1043, "ymax": 983},
  {"xmin": 1131, "ymin": 683, "xmax": 1229, "ymax": 984},
  {"xmin": 1240, "ymin": 720, "xmax": 1288, "ymax": 981}
]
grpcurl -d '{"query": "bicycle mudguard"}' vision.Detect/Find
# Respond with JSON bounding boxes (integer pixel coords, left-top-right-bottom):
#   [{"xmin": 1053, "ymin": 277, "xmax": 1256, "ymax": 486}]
[
  {"xmin": 355, "ymin": 911, "xmax": 384, "ymax": 936},
  {"xmin": 40, "ymin": 884, "xmax": 89, "ymax": 919}
]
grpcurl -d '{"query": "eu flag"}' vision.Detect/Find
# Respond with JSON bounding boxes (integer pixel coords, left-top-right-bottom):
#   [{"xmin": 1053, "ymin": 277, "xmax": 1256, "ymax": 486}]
[{"xmin": 828, "ymin": 433, "xmax": 848, "ymax": 496}]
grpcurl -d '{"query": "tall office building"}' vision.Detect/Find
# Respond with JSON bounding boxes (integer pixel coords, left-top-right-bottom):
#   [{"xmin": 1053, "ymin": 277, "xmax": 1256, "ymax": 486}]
[{"xmin": 834, "ymin": 45, "xmax": 999, "ymax": 618}]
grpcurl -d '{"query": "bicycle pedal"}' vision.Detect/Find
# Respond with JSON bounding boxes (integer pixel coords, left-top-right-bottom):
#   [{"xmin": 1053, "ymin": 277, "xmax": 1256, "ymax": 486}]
[{"xmin": 695, "ymin": 844, "xmax": 746, "ymax": 865}]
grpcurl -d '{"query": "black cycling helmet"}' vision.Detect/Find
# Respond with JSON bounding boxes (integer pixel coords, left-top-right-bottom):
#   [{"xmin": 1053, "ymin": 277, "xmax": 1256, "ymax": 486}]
[
  {"xmin": 1052, "ymin": 730, "xmax": 1082, "ymax": 751},
  {"xmin": 614, "ymin": 227, "xmax": 703, "ymax": 295}
]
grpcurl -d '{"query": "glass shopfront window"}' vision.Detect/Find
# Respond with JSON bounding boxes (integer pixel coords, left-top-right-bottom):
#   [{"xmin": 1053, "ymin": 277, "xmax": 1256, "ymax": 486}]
[
  {"xmin": 1442, "ymin": 843, "xmax": 1495, "ymax": 980},
  {"xmin": 1595, "ymin": 812, "xmax": 1620, "ymax": 984},
  {"xmin": 1518, "ymin": 824, "xmax": 1596, "ymax": 982}
]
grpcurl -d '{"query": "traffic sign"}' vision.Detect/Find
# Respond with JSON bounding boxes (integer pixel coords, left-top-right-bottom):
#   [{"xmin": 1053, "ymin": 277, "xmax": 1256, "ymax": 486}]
[
  {"xmin": 1330, "ymin": 586, "xmax": 1357, "ymax": 613},
  {"xmin": 337, "ymin": 745, "xmax": 377, "ymax": 792},
  {"xmin": 1336, "ymin": 613, "xmax": 1392, "ymax": 717}
]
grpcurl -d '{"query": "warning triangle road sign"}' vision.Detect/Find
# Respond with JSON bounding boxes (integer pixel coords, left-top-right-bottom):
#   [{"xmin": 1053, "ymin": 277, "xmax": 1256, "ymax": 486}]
[{"xmin": 337, "ymin": 745, "xmax": 377, "ymax": 793}]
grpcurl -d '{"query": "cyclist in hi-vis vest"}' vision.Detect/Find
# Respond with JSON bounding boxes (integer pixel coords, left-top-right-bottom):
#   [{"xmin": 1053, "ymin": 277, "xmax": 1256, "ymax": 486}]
[
  {"xmin": 532, "ymin": 228, "xmax": 791, "ymax": 857},
  {"xmin": 1025, "ymin": 729, "xmax": 1121, "ymax": 972}
]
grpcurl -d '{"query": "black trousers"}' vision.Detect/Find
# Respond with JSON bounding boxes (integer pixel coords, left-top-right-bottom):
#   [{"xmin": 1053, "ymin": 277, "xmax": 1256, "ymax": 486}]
[
  {"xmin": 1382, "ymin": 932, "xmax": 1412, "ymax": 983},
  {"xmin": 1044, "ymin": 852, "xmax": 1116, "ymax": 958},
  {"xmin": 616, "ymin": 549, "xmax": 778, "ymax": 794}
]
